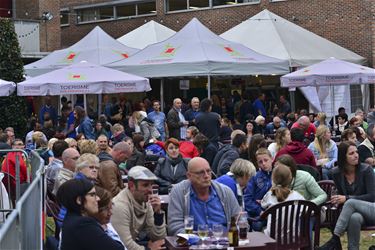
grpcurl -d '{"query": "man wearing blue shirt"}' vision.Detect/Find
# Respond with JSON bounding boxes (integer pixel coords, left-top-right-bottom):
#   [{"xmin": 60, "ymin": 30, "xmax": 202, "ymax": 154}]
[
  {"xmin": 147, "ymin": 100, "xmax": 167, "ymax": 141},
  {"xmin": 184, "ymin": 97, "xmax": 200, "ymax": 126},
  {"xmin": 167, "ymin": 157, "xmax": 241, "ymax": 236},
  {"xmin": 252, "ymin": 93, "xmax": 267, "ymax": 118}
]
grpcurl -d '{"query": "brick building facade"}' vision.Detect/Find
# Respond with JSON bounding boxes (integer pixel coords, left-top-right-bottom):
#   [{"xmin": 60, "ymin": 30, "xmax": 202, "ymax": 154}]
[{"xmin": 56, "ymin": 0, "xmax": 374, "ymax": 67}]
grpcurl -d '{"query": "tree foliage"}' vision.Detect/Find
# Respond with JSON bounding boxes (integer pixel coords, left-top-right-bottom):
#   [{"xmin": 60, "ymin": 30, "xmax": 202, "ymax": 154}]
[{"xmin": 0, "ymin": 18, "xmax": 28, "ymax": 138}]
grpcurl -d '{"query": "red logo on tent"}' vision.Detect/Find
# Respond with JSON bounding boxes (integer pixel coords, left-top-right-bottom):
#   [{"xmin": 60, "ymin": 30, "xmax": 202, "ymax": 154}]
[
  {"xmin": 72, "ymin": 75, "xmax": 81, "ymax": 78},
  {"xmin": 224, "ymin": 47, "xmax": 233, "ymax": 53},
  {"xmin": 122, "ymin": 53, "xmax": 129, "ymax": 58},
  {"xmin": 165, "ymin": 48, "xmax": 175, "ymax": 54},
  {"xmin": 67, "ymin": 53, "xmax": 76, "ymax": 60}
]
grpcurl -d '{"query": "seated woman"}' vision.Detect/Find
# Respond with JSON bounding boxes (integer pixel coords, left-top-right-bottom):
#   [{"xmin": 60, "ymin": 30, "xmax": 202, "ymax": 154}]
[
  {"xmin": 340, "ymin": 128, "xmax": 357, "ymax": 144},
  {"xmin": 154, "ymin": 138, "xmax": 190, "ymax": 194},
  {"xmin": 261, "ymin": 163, "xmax": 305, "ymax": 237},
  {"xmin": 319, "ymin": 141, "xmax": 375, "ymax": 250},
  {"xmin": 93, "ymin": 186, "xmax": 125, "ymax": 248},
  {"xmin": 216, "ymin": 159, "xmax": 256, "ymax": 209},
  {"xmin": 193, "ymin": 133, "xmax": 217, "ymax": 167},
  {"xmin": 307, "ymin": 125, "xmax": 338, "ymax": 180},
  {"xmin": 75, "ymin": 153, "xmax": 100, "ymax": 182},
  {"xmin": 274, "ymin": 155, "xmax": 327, "ymax": 206},
  {"xmin": 267, "ymin": 127, "xmax": 291, "ymax": 159},
  {"xmin": 56, "ymin": 178, "xmax": 124, "ymax": 250}
]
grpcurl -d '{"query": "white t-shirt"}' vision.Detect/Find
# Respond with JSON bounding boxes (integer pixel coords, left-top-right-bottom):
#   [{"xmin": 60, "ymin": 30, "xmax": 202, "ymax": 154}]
[{"xmin": 261, "ymin": 190, "xmax": 305, "ymax": 238}]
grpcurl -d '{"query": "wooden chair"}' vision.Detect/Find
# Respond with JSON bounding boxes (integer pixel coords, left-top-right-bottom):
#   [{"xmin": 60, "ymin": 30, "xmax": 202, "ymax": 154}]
[{"xmin": 260, "ymin": 200, "xmax": 320, "ymax": 250}]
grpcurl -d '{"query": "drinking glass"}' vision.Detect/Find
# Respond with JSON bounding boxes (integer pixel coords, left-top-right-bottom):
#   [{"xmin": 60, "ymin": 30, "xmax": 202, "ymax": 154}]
[
  {"xmin": 212, "ymin": 224, "xmax": 223, "ymax": 248},
  {"xmin": 151, "ymin": 187, "xmax": 159, "ymax": 197},
  {"xmin": 330, "ymin": 186, "xmax": 338, "ymax": 210},
  {"xmin": 184, "ymin": 215, "xmax": 194, "ymax": 234},
  {"xmin": 197, "ymin": 224, "xmax": 209, "ymax": 249}
]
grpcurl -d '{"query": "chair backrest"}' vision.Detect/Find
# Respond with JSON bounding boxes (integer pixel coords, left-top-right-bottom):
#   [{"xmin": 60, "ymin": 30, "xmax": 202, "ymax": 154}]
[
  {"xmin": 318, "ymin": 180, "xmax": 335, "ymax": 199},
  {"xmin": 260, "ymin": 199, "xmax": 320, "ymax": 249}
]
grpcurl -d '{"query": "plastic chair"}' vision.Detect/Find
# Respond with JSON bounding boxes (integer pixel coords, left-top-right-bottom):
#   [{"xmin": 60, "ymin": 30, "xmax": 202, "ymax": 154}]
[
  {"xmin": 318, "ymin": 180, "xmax": 341, "ymax": 231},
  {"xmin": 260, "ymin": 200, "xmax": 320, "ymax": 250}
]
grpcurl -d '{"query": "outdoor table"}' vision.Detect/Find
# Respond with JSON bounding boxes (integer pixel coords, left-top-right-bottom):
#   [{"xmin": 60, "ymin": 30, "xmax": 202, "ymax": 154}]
[{"xmin": 165, "ymin": 232, "xmax": 276, "ymax": 250}]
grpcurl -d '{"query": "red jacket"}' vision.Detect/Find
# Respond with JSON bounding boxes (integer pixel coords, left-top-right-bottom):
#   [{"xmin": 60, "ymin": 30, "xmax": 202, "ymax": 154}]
[
  {"xmin": 274, "ymin": 141, "xmax": 317, "ymax": 169},
  {"xmin": 1, "ymin": 152, "xmax": 28, "ymax": 191},
  {"xmin": 179, "ymin": 141, "xmax": 199, "ymax": 159}
]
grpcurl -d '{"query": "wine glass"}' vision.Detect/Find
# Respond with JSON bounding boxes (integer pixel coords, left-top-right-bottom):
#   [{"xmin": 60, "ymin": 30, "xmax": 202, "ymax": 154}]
[
  {"xmin": 197, "ymin": 224, "xmax": 209, "ymax": 249},
  {"xmin": 212, "ymin": 224, "xmax": 223, "ymax": 248},
  {"xmin": 330, "ymin": 186, "xmax": 338, "ymax": 210}
]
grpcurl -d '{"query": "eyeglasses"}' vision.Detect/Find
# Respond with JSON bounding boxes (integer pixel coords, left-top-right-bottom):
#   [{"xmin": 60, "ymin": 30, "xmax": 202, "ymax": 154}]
[
  {"xmin": 190, "ymin": 169, "xmax": 212, "ymax": 177},
  {"xmin": 71, "ymin": 156, "xmax": 79, "ymax": 160},
  {"xmin": 89, "ymin": 166, "xmax": 100, "ymax": 170},
  {"xmin": 13, "ymin": 143, "xmax": 24, "ymax": 146},
  {"xmin": 86, "ymin": 191, "xmax": 97, "ymax": 197}
]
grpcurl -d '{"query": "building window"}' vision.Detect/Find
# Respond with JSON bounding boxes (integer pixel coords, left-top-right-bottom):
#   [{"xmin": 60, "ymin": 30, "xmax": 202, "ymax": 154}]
[
  {"xmin": 77, "ymin": 7, "xmax": 114, "ymax": 22},
  {"xmin": 117, "ymin": 4, "xmax": 136, "ymax": 18},
  {"xmin": 60, "ymin": 10, "xmax": 69, "ymax": 26},
  {"xmin": 166, "ymin": 0, "xmax": 188, "ymax": 12},
  {"xmin": 137, "ymin": 2, "xmax": 157, "ymax": 15},
  {"xmin": 213, "ymin": 0, "xmax": 260, "ymax": 6},
  {"xmin": 189, "ymin": 0, "xmax": 209, "ymax": 9}
]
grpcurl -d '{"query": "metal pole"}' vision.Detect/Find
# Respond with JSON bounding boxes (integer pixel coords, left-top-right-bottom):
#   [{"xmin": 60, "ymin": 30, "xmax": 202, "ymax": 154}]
[
  {"xmin": 83, "ymin": 94, "xmax": 87, "ymax": 113},
  {"xmin": 15, "ymin": 153, "xmax": 20, "ymax": 202},
  {"xmin": 12, "ymin": 0, "xmax": 16, "ymax": 18},
  {"xmin": 98, "ymin": 94, "xmax": 102, "ymax": 115},
  {"xmin": 160, "ymin": 79, "xmax": 164, "ymax": 112},
  {"xmin": 290, "ymin": 89, "xmax": 296, "ymax": 112},
  {"xmin": 207, "ymin": 75, "xmax": 211, "ymax": 99}
]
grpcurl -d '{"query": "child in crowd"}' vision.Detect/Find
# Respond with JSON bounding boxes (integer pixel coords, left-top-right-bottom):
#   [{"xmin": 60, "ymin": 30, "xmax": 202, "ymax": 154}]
[
  {"xmin": 244, "ymin": 148, "xmax": 273, "ymax": 231},
  {"xmin": 261, "ymin": 163, "xmax": 305, "ymax": 237}
]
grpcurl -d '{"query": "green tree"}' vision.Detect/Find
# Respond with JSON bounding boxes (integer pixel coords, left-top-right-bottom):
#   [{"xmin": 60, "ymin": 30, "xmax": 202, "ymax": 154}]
[{"xmin": 0, "ymin": 18, "xmax": 28, "ymax": 138}]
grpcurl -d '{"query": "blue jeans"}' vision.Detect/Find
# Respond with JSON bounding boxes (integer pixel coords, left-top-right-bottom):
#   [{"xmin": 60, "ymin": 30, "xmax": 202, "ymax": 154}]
[{"xmin": 334, "ymin": 199, "xmax": 375, "ymax": 250}]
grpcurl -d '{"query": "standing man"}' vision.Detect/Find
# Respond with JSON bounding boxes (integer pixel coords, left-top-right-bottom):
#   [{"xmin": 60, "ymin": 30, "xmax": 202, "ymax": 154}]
[
  {"xmin": 168, "ymin": 157, "xmax": 241, "ymax": 236},
  {"xmin": 195, "ymin": 98, "xmax": 221, "ymax": 148},
  {"xmin": 148, "ymin": 100, "xmax": 167, "ymax": 141},
  {"xmin": 39, "ymin": 96, "xmax": 58, "ymax": 126},
  {"xmin": 279, "ymin": 95, "xmax": 291, "ymax": 118},
  {"xmin": 253, "ymin": 93, "xmax": 267, "ymax": 118},
  {"xmin": 111, "ymin": 166, "xmax": 166, "ymax": 250},
  {"xmin": 184, "ymin": 97, "xmax": 200, "ymax": 126},
  {"xmin": 167, "ymin": 98, "xmax": 189, "ymax": 140},
  {"xmin": 97, "ymin": 141, "xmax": 132, "ymax": 197}
]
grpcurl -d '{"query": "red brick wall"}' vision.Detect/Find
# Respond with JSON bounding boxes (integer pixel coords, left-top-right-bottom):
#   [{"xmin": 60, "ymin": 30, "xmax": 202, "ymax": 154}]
[{"xmin": 60, "ymin": 0, "xmax": 374, "ymax": 66}]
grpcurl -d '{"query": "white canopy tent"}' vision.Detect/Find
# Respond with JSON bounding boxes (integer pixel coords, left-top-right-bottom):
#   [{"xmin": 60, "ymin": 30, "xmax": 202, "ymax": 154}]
[
  {"xmin": 221, "ymin": 9, "xmax": 368, "ymax": 113},
  {"xmin": 117, "ymin": 20, "xmax": 176, "ymax": 50},
  {"xmin": 108, "ymin": 18, "xmax": 290, "ymax": 78},
  {"xmin": 24, "ymin": 26, "xmax": 139, "ymax": 77},
  {"xmin": 18, "ymin": 61, "xmax": 151, "ymax": 96},
  {"xmin": 281, "ymin": 58, "xmax": 375, "ymax": 123},
  {"xmin": 0, "ymin": 79, "xmax": 16, "ymax": 96}
]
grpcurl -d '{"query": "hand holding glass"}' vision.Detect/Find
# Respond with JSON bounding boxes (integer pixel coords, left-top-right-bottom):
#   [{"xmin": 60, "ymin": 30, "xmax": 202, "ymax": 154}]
[{"xmin": 330, "ymin": 186, "xmax": 338, "ymax": 209}]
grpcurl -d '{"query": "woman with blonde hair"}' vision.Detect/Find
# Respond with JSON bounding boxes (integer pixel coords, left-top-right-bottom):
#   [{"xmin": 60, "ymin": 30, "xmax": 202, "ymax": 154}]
[
  {"xmin": 313, "ymin": 112, "xmax": 331, "ymax": 129},
  {"xmin": 267, "ymin": 127, "xmax": 291, "ymax": 159},
  {"xmin": 78, "ymin": 139, "xmax": 98, "ymax": 155},
  {"xmin": 64, "ymin": 137, "xmax": 78, "ymax": 149},
  {"xmin": 75, "ymin": 153, "xmax": 100, "ymax": 182},
  {"xmin": 308, "ymin": 125, "xmax": 338, "ymax": 179},
  {"xmin": 261, "ymin": 164, "xmax": 305, "ymax": 237}
]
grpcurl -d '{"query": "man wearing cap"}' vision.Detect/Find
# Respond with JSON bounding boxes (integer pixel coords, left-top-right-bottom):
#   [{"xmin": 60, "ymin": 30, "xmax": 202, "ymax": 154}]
[
  {"xmin": 111, "ymin": 166, "xmax": 166, "ymax": 250},
  {"xmin": 168, "ymin": 157, "xmax": 241, "ymax": 236}
]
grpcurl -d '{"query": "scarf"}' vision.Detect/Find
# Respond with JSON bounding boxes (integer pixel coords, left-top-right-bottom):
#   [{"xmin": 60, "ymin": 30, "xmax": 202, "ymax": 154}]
[{"xmin": 124, "ymin": 188, "xmax": 148, "ymax": 236}]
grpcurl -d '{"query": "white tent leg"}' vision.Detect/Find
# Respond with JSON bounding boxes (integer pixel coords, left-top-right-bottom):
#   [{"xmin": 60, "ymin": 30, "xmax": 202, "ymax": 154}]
[
  {"xmin": 290, "ymin": 90, "xmax": 295, "ymax": 112},
  {"xmin": 160, "ymin": 79, "xmax": 164, "ymax": 112},
  {"xmin": 84, "ymin": 94, "xmax": 87, "ymax": 113},
  {"xmin": 98, "ymin": 94, "xmax": 102, "ymax": 115},
  {"xmin": 207, "ymin": 75, "xmax": 211, "ymax": 99}
]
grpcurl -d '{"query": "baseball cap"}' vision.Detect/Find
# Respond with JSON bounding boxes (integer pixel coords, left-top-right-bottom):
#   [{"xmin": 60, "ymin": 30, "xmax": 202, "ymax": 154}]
[{"xmin": 128, "ymin": 166, "xmax": 158, "ymax": 181}]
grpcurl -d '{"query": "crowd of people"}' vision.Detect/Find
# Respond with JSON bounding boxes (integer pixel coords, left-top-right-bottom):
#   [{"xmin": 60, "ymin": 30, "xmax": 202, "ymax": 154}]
[{"xmin": 1, "ymin": 92, "xmax": 375, "ymax": 250}]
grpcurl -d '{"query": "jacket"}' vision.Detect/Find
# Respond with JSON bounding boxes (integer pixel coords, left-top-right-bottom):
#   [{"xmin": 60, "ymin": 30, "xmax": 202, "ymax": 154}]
[
  {"xmin": 77, "ymin": 116, "xmax": 95, "ymax": 140},
  {"xmin": 111, "ymin": 188, "xmax": 166, "ymax": 250},
  {"xmin": 98, "ymin": 159, "xmax": 124, "ymax": 197},
  {"xmin": 274, "ymin": 141, "xmax": 317, "ymax": 169},
  {"xmin": 212, "ymin": 144, "xmax": 240, "ymax": 176},
  {"xmin": 140, "ymin": 117, "xmax": 159, "ymax": 142},
  {"xmin": 307, "ymin": 139, "xmax": 338, "ymax": 169},
  {"xmin": 167, "ymin": 108, "xmax": 182, "ymax": 140},
  {"xmin": 60, "ymin": 212, "xmax": 124, "ymax": 250},
  {"xmin": 126, "ymin": 149, "xmax": 145, "ymax": 170},
  {"xmin": 200, "ymin": 142, "xmax": 218, "ymax": 167},
  {"xmin": 291, "ymin": 170, "xmax": 327, "ymax": 205},
  {"xmin": 331, "ymin": 163, "xmax": 375, "ymax": 202},
  {"xmin": 52, "ymin": 167, "xmax": 74, "ymax": 195},
  {"xmin": 179, "ymin": 141, "xmax": 199, "ymax": 159},
  {"xmin": 154, "ymin": 156, "xmax": 190, "ymax": 194},
  {"xmin": 244, "ymin": 170, "xmax": 272, "ymax": 217},
  {"xmin": 167, "ymin": 180, "xmax": 241, "ymax": 236},
  {"xmin": 195, "ymin": 112, "xmax": 221, "ymax": 144}
]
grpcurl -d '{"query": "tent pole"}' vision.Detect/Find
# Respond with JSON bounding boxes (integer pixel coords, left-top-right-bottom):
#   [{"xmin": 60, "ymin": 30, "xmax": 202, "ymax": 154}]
[
  {"xmin": 290, "ymin": 90, "xmax": 296, "ymax": 112},
  {"xmin": 98, "ymin": 94, "xmax": 102, "ymax": 115},
  {"xmin": 331, "ymin": 85, "xmax": 336, "ymax": 132},
  {"xmin": 207, "ymin": 75, "xmax": 211, "ymax": 99},
  {"xmin": 84, "ymin": 94, "xmax": 87, "ymax": 113},
  {"xmin": 160, "ymin": 79, "xmax": 164, "ymax": 112}
]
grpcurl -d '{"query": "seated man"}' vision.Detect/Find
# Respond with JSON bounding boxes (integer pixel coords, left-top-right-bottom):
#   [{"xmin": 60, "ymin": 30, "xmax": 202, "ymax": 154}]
[
  {"xmin": 168, "ymin": 157, "xmax": 241, "ymax": 236},
  {"xmin": 111, "ymin": 166, "xmax": 166, "ymax": 250}
]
